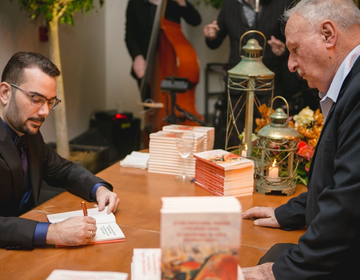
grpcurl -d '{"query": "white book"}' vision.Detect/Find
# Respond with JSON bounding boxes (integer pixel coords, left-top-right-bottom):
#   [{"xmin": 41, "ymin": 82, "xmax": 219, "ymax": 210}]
[
  {"xmin": 46, "ymin": 270, "xmax": 128, "ymax": 280},
  {"xmin": 130, "ymin": 248, "xmax": 245, "ymax": 280},
  {"xmin": 160, "ymin": 196, "xmax": 241, "ymax": 280},
  {"xmin": 47, "ymin": 207, "xmax": 125, "ymax": 245},
  {"xmin": 131, "ymin": 248, "xmax": 161, "ymax": 280}
]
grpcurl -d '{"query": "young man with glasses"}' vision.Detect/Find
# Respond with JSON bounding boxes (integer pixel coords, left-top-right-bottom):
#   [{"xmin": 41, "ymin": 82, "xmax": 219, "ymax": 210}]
[{"xmin": 0, "ymin": 52, "xmax": 119, "ymax": 249}]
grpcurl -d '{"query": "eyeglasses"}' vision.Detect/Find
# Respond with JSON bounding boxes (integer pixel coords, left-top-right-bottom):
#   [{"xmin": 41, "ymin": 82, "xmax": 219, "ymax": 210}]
[{"xmin": 10, "ymin": 83, "xmax": 61, "ymax": 110}]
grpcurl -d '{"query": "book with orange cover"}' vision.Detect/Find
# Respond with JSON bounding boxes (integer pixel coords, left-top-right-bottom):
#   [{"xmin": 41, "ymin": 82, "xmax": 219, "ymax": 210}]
[
  {"xmin": 193, "ymin": 150, "xmax": 254, "ymax": 197},
  {"xmin": 160, "ymin": 196, "xmax": 241, "ymax": 280},
  {"xmin": 47, "ymin": 207, "xmax": 125, "ymax": 246}
]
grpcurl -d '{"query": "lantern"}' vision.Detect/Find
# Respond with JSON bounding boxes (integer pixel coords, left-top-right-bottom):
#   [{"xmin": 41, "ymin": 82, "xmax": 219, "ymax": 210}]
[
  {"xmin": 226, "ymin": 30, "xmax": 274, "ymax": 156},
  {"xmin": 254, "ymin": 96, "xmax": 300, "ymax": 195}
]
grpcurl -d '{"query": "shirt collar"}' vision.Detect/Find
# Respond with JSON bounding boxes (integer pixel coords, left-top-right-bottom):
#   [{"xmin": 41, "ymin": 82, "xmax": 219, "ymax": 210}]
[
  {"xmin": 1, "ymin": 118, "xmax": 19, "ymax": 142},
  {"xmin": 319, "ymin": 44, "xmax": 360, "ymax": 118},
  {"xmin": 319, "ymin": 44, "xmax": 360, "ymax": 102}
]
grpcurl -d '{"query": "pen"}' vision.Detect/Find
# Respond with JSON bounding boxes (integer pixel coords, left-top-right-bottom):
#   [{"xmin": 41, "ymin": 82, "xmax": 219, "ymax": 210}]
[{"xmin": 81, "ymin": 201, "xmax": 88, "ymax": 216}]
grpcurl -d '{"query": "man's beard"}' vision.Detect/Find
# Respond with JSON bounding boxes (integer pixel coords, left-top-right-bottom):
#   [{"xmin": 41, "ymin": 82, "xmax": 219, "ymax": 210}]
[{"xmin": 6, "ymin": 94, "xmax": 45, "ymax": 134}]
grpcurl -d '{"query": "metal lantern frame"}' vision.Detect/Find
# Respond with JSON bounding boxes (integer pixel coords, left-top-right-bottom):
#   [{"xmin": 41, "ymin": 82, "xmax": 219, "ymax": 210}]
[
  {"xmin": 254, "ymin": 96, "xmax": 300, "ymax": 195},
  {"xmin": 226, "ymin": 30, "xmax": 274, "ymax": 156}
]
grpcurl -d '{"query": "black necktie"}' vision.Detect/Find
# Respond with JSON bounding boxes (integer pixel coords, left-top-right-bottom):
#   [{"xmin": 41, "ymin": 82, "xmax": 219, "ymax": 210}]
[{"xmin": 16, "ymin": 135, "xmax": 27, "ymax": 155}]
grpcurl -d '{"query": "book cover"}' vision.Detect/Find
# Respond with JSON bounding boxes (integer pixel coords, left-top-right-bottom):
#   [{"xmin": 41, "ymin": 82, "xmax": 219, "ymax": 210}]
[
  {"xmin": 162, "ymin": 125, "xmax": 215, "ymax": 151},
  {"xmin": 131, "ymin": 248, "xmax": 161, "ymax": 280},
  {"xmin": 47, "ymin": 207, "xmax": 125, "ymax": 246},
  {"xmin": 193, "ymin": 150, "xmax": 253, "ymax": 172},
  {"xmin": 160, "ymin": 197, "xmax": 241, "ymax": 280}
]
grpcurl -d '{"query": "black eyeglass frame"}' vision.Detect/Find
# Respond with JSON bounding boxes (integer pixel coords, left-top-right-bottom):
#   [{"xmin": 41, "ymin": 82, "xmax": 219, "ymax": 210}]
[{"xmin": 9, "ymin": 83, "xmax": 61, "ymax": 109}]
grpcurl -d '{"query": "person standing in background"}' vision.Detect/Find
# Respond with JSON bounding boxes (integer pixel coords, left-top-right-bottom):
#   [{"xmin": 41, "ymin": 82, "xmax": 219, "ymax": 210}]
[
  {"xmin": 125, "ymin": 0, "xmax": 201, "ymax": 96},
  {"xmin": 203, "ymin": 0, "xmax": 315, "ymax": 147}
]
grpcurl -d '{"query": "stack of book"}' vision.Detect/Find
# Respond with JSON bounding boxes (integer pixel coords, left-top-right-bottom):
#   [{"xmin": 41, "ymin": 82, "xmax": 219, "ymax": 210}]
[
  {"xmin": 160, "ymin": 196, "xmax": 241, "ymax": 280},
  {"xmin": 131, "ymin": 248, "xmax": 161, "ymax": 280},
  {"xmin": 194, "ymin": 149, "xmax": 254, "ymax": 197},
  {"xmin": 162, "ymin": 124, "xmax": 215, "ymax": 151},
  {"xmin": 148, "ymin": 131, "xmax": 205, "ymax": 177}
]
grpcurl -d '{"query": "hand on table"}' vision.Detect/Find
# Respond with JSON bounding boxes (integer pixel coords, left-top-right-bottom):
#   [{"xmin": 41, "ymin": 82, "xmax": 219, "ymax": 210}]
[
  {"xmin": 95, "ymin": 186, "xmax": 119, "ymax": 214},
  {"xmin": 133, "ymin": 55, "xmax": 146, "ymax": 79},
  {"xmin": 267, "ymin": 36, "xmax": 286, "ymax": 57},
  {"xmin": 203, "ymin": 20, "xmax": 220, "ymax": 40},
  {"xmin": 242, "ymin": 263, "xmax": 275, "ymax": 280},
  {"xmin": 46, "ymin": 216, "xmax": 97, "ymax": 246},
  {"xmin": 242, "ymin": 206, "xmax": 280, "ymax": 228}
]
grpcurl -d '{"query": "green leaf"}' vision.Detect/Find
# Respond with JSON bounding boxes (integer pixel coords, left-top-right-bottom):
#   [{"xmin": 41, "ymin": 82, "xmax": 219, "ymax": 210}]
[{"xmin": 17, "ymin": 0, "xmax": 104, "ymax": 25}]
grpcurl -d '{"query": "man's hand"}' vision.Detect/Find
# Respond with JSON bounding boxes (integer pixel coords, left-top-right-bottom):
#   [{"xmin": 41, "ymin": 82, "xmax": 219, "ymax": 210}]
[
  {"xmin": 46, "ymin": 216, "xmax": 97, "ymax": 246},
  {"xmin": 267, "ymin": 36, "xmax": 286, "ymax": 57},
  {"xmin": 203, "ymin": 20, "xmax": 220, "ymax": 40},
  {"xmin": 133, "ymin": 55, "xmax": 146, "ymax": 79},
  {"xmin": 95, "ymin": 186, "xmax": 119, "ymax": 214},
  {"xmin": 242, "ymin": 207, "xmax": 280, "ymax": 228},
  {"xmin": 242, "ymin": 263, "xmax": 275, "ymax": 280}
]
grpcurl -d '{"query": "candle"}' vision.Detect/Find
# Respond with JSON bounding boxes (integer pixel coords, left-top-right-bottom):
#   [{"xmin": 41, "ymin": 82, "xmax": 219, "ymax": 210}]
[
  {"xmin": 268, "ymin": 159, "xmax": 279, "ymax": 181},
  {"xmin": 241, "ymin": 144, "xmax": 247, "ymax": 157}
]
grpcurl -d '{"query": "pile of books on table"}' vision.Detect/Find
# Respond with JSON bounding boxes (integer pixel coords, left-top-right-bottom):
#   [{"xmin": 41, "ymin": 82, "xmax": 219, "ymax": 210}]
[
  {"xmin": 194, "ymin": 149, "xmax": 254, "ymax": 196},
  {"xmin": 148, "ymin": 127, "xmax": 211, "ymax": 177},
  {"xmin": 162, "ymin": 124, "xmax": 215, "ymax": 151},
  {"xmin": 160, "ymin": 196, "xmax": 242, "ymax": 280}
]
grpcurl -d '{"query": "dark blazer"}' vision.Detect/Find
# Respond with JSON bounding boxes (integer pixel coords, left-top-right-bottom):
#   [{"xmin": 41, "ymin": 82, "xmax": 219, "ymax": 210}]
[
  {"xmin": 206, "ymin": 0, "xmax": 299, "ymax": 97},
  {"xmin": 0, "ymin": 121, "xmax": 112, "ymax": 249},
  {"xmin": 206, "ymin": 0, "xmax": 292, "ymax": 69},
  {"xmin": 273, "ymin": 56, "xmax": 360, "ymax": 279}
]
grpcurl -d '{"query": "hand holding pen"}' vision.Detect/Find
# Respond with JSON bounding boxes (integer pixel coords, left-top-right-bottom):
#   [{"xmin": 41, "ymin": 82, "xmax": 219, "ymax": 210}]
[
  {"xmin": 82, "ymin": 201, "xmax": 95, "ymax": 239},
  {"xmin": 45, "ymin": 201, "xmax": 97, "ymax": 246}
]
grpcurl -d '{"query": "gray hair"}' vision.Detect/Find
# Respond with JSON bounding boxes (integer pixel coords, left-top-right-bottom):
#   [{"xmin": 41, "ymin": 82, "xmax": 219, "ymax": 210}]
[{"xmin": 283, "ymin": 0, "xmax": 360, "ymax": 31}]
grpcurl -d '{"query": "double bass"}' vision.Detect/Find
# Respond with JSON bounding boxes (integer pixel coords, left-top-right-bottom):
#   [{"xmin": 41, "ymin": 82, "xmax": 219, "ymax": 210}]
[{"xmin": 140, "ymin": 0, "xmax": 203, "ymax": 137}]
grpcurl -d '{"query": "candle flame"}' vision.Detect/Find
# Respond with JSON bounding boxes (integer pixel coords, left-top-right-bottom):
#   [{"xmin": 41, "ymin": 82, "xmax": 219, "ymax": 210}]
[
  {"xmin": 272, "ymin": 159, "xmax": 277, "ymax": 167},
  {"xmin": 244, "ymin": 144, "xmax": 247, "ymax": 151}
]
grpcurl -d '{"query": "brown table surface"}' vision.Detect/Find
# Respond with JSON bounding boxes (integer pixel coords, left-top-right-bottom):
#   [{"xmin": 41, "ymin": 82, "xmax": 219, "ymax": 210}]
[{"xmin": 0, "ymin": 163, "xmax": 307, "ymax": 279}]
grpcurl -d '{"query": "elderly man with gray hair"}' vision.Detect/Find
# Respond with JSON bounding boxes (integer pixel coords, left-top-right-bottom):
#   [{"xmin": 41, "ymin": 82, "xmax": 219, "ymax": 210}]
[{"xmin": 242, "ymin": 0, "xmax": 360, "ymax": 279}]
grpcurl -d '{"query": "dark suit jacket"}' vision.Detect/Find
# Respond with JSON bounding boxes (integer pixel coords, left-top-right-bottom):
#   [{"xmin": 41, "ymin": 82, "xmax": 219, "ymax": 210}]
[
  {"xmin": 206, "ymin": 0, "xmax": 299, "ymax": 97},
  {"xmin": 0, "ymin": 121, "xmax": 112, "ymax": 249},
  {"xmin": 273, "ymin": 56, "xmax": 360, "ymax": 279}
]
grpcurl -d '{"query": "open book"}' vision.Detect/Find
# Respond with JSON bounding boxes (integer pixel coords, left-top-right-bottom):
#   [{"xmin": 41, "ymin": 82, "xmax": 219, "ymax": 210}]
[{"xmin": 47, "ymin": 207, "xmax": 125, "ymax": 245}]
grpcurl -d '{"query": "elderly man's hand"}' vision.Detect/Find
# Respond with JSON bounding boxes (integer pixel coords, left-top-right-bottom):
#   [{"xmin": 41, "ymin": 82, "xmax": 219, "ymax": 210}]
[
  {"xmin": 95, "ymin": 186, "xmax": 119, "ymax": 214},
  {"xmin": 46, "ymin": 216, "xmax": 97, "ymax": 246},
  {"xmin": 242, "ymin": 206, "xmax": 280, "ymax": 228},
  {"xmin": 242, "ymin": 263, "xmax": 275, "ymax": 280}
]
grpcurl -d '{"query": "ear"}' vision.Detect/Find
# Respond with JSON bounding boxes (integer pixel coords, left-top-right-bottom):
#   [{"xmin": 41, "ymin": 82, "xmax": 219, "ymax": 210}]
[
  {"xmin": 322, "ymin": 20, "xmax": 337, "ymax": 49},
  {"xmin": 0, "ymin": 82, "xmax": 12, "ymax": 106}
]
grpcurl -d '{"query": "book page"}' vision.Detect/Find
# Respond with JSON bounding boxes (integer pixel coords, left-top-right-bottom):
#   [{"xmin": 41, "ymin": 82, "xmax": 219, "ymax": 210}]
[
  {"xmin": 92, "ymin": 223, "xmax": 125, "ymax": 243},
  {"xmin": 47, "ymin": 207, "xmax": 125, "ymax": 245},
  {"xmin": 46, "ymin": 269, "xmax": 128, "ymax": 280},
  {"xmin": 47, "ymin": 207, "xmax": 115, "ymax": 224}
]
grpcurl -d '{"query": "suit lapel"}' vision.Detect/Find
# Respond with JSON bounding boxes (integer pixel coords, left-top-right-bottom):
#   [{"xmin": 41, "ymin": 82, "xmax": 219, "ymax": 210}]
[
  {"xmin": 308, "ymin": 56, "xmax": 360, "ymax": 179},
  {"xmin": 0, "ymin": 121, "xmax": 25, "ymax": 202}
]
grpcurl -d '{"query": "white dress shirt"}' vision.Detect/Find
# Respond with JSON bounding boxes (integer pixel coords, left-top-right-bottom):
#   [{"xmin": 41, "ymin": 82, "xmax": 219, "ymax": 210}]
[{"xmin": 319, "ymin": 45, "xmax": 360, "ymax": 121}]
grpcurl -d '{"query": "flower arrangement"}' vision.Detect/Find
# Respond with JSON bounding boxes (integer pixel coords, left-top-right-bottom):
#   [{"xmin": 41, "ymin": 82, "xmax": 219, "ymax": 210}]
[{"xmin": 287, "ymin": 107, "xmax": 324, "ymax": 185}]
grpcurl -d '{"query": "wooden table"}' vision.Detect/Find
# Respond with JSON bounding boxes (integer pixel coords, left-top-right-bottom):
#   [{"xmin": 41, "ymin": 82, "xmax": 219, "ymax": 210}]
[{"xmin": 0, "ymin": 163, "xmax": 307, "ymax": 279}]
